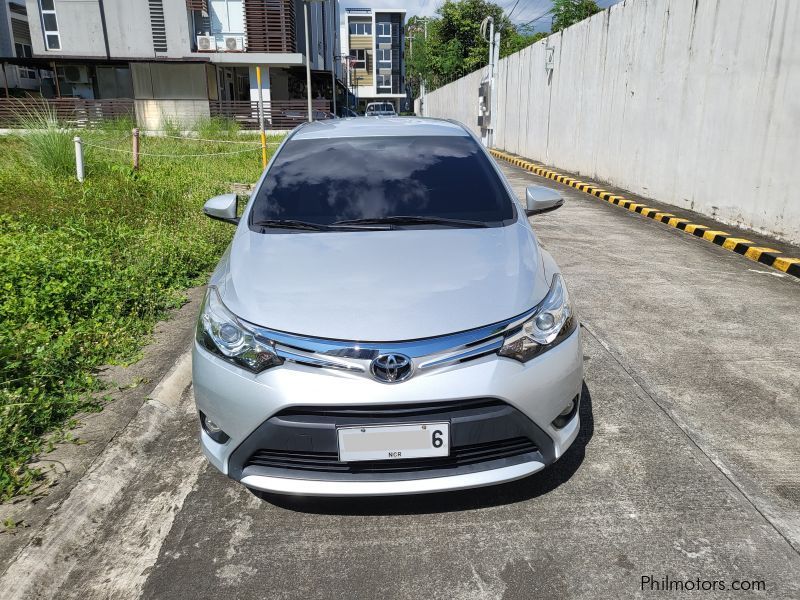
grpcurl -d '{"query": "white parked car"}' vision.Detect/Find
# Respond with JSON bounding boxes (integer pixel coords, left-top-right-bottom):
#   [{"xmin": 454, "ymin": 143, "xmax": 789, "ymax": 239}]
[{"xmin": 364, "ymin": 102, "xmax": 397, "ymax": 116}]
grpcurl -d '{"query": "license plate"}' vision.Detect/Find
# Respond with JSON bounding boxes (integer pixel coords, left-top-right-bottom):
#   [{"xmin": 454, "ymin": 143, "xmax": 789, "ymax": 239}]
[{"xmin": 337, "ymin": 422, "xmax": 450, "ymax": 462}]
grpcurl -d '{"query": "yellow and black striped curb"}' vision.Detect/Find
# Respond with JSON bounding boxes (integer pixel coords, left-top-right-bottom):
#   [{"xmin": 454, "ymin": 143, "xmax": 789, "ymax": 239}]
[{"xmin": 490, "ymin": 149, "xmax": 800, "ymax": 280}]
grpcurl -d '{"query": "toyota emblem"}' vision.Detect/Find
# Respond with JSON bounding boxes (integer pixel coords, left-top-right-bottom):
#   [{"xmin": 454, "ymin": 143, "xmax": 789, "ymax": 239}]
[{"xmin": 370, "ymin": 353, "xmax": 413, "ymax": 383}]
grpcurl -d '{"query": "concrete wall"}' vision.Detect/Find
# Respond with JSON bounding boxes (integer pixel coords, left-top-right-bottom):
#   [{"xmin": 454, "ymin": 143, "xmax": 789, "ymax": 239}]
[
  {"xmin": 132, "ymin": 62, "xmax": 210, "ymax": 129},
  {"xmin": 25, "ymin": 0, "xmax": 106, "ymax": 57},
  {"xmin": 0, "ymin": 2, "xmax": 13, "ymax": 57},
  {"xmin": 423, "ymin": 0, "xmax": 800, "ymax": 245},
  {"xmin": 24, "ymin": 0, "xmax": 194, "ymax": 58}
]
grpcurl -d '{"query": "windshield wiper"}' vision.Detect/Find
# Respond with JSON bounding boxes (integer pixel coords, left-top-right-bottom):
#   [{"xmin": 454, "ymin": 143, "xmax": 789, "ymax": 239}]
[
  {"xmin": 332, "ymin": 216, "xmax": 489, "ymax": 228},
  {"xmin": 251, "ymin": 219, "xmax": 332, "ymax": 231},
  {"xmin": 252, "ymin": 219, "xmax": 390, "ymax": 232}
]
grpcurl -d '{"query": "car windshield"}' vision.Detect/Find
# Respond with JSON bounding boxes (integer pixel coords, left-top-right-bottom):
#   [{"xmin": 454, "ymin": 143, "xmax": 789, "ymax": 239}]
[{"xmin": 249, "ymin": 135, "xmax": 515, "ymax": 229}]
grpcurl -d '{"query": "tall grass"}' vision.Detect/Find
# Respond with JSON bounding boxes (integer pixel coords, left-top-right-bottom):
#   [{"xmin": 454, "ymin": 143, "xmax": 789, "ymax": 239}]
[
  {"xmin": 0, "ymin": 126, "xmax": 268, "ymax": 500},
  {"xmin": 13, "ymin": 107, "xmax": 79, "ymax": 178},
  {"xmin": 161, "ymin": 117, "xmax": 184, "ymax": 137},
  {"xmin": 195, "ymin": 116, "xmax": 241, "ymax": 139}
]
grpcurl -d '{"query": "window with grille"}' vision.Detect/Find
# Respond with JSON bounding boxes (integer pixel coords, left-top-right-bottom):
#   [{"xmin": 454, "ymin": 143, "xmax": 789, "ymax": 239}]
[
  {"xmin": 376, "ymin": 22, "xmax": 390, "ymax": 37},
  {"xmin": 377, "ymin": 48, "xmax": 391, "ymax": 66},
  {"xmin": 38, "ymin": 0, "xmax": 60, "ymax": 50}
]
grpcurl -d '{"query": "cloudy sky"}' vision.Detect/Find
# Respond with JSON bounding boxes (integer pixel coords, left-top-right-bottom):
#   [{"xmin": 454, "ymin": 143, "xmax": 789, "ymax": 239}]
[{"xmin": 339, "ymin": 0, "xmax": 623, "ymax": 32}]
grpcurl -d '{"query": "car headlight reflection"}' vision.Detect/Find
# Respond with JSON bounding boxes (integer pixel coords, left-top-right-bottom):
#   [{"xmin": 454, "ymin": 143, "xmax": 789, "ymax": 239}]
[
  {"xmin": 196, "ymin": 286, "xmax": 283, "ymax": 373},
  {"xmin": 499, "ymin": 273, "xmax": 577, "ymax": 363}
]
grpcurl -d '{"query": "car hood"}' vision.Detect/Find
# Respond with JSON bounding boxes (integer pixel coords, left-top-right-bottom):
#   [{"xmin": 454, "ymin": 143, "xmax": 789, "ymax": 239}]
[{"xmin": 216, "ymin": 223, "xmax": 548, "ymax": 341}]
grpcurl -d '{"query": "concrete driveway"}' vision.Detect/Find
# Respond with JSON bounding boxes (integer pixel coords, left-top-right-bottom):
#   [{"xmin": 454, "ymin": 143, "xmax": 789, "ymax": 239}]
[{"xmin": 1, "ymin": 161, "xmax": 799, "ymax": 599}]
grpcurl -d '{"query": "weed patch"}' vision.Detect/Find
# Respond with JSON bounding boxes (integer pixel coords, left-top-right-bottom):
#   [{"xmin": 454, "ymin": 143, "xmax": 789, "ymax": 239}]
[{"xmin": 0, "ymin": 127, "xmax": 276, "ymax": 499}]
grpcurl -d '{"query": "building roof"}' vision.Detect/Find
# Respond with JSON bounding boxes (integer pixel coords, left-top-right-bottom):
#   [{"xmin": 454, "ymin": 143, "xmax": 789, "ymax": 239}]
[{"xmin": 292, "ymin": 117, "xmax": 469, "ymax": 140}]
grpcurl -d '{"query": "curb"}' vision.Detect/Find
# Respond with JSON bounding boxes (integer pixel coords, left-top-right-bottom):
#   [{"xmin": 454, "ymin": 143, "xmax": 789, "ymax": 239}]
[{"xmin": 490, "ymin": 149, "xmax": 800, "ymax": 280}]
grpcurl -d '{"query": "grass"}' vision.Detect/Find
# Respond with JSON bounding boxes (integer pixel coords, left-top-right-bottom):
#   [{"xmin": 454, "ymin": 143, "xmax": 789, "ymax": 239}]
[
  {"xmin": 0, "ymin": 119, "xmax": 279, "ymax": 500},
  {"xmin": 195, "ymin": 116, "xmax": 241, "ymax": 139},
  {"xmin": 11, "ymin": 108, "xmax": 79, "ymax": 178}
]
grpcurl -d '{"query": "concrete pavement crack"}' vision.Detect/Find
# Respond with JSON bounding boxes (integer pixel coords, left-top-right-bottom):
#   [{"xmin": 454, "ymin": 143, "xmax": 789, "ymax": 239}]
[{"xmin": 580, "ymin": 321, "xmax": 800, "ymax": 557}]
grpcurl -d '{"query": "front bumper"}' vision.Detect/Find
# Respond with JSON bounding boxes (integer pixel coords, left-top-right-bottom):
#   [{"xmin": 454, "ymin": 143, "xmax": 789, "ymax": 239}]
[{"xmin": 192, "ymin": 327, "xmax": 583, "ymax": 496}]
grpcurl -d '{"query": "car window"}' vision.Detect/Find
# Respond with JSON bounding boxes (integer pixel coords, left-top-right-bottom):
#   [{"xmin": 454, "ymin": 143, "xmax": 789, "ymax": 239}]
[{"xmin": 249, "ymin": 135, "xmax": 515, "ymax": 229}]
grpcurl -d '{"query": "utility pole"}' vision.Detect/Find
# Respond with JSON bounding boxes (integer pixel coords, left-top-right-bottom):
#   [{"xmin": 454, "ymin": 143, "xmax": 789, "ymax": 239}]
[
  {"xmin": 330, "ymin": 0, "xmax": 337, "ymax": 116},
  {"xmin": 490, "ymin": 31, "xmax": 500, "ymax": 147},
  {"xmin": 480, "ymin": 16, "xmax": 499, "ymax": 147},
  {"xmin": 304, "ymin": 1, "xmax": 314, "ymax": 122},
  {"xmin": 419, "ymin": 18, "xmax": 428, "ymax": 116}
]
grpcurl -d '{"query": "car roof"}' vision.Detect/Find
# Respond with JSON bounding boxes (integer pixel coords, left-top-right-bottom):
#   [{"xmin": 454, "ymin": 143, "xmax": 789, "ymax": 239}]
[{"xmin": 291, "ymin": 117, "xmax": 470, "ymax": 140}]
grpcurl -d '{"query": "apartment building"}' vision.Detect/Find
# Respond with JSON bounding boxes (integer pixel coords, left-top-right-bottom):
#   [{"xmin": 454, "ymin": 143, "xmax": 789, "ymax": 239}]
[
  {"xmin": 0, "ymin": 0, "xmax": 44, "ymax": 94},
  {"xmin": 342, "ymin": 7, "xmax": 405, "ymax": 112},
  {"xmin": 16, "ymin": 0, "xmax": 342, "ymax": 128}
]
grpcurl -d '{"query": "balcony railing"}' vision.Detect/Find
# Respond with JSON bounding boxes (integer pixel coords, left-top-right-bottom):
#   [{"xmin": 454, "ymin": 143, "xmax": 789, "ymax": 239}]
[
  {"xmin": 210, "ymin": 99, "xmax": 331, "ymax": 129},
  {"xmin": 0, "ymin": 98, "xmax": 135, "ymax": 127}
]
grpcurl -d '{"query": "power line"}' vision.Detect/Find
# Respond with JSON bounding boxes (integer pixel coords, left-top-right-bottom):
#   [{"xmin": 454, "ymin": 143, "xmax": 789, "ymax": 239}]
[
  {"xmin": 514, "ymin": 1, "xmax": 552, "ymax": 25},
  {"xmin": 507, "ymin": 0, "xmax": 522, "ymax": 19},
  {"xmin": 520, "ymin": 6, "xmax": 554, "ymax": 29}
]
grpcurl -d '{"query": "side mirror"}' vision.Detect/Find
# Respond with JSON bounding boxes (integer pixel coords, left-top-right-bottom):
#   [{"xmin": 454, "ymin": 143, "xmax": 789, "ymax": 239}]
[
  {"xmin": 525, "ymin": 185, "xmax": 564, "ymax": 216},
  {"xmin": 203, "ymin": 193, "xmax": 239, "ymax": 225}
]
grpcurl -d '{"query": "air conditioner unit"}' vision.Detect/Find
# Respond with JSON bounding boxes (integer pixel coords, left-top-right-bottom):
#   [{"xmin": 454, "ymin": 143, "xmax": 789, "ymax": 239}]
[
  {"xmin": 62, "ymin": 65, "xmax": 89, "ymax": 84},
  {"xmin": 196, "ymin": 35, "xmax": 216, "ymax": 52},
  {"xmin": 223, "ymin": 36, "xmax": 244, "ymax": 52}
]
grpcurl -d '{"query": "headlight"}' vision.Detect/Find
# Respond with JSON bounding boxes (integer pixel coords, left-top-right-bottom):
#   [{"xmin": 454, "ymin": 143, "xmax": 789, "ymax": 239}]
[
  {"xmin": 498, "ymin": 273, "xmax": 577, "ymax": 363},
  {"xmin": 196, "ymin": 286, "xmax": 283, "ymax": 373}
]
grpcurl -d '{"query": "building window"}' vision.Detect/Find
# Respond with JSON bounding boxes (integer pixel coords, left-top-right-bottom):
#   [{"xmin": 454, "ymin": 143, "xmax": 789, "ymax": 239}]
[
  {"xmin": 377, "ymin": 48, "xmax": 391, "ymax": 65},
  {"xmin": 377, "ymin": 74, "xmax": 392, "ymax": 89},
  {"xmin": 14, "ymin": 42, "xmax": 33, "ymax": 58},
  {"xmin": 376, "ymin": 22, "xmax": 391, "ymax": 37},
  {"xmin": 39, "ymin": 0, "xmax": 61, "ymax": 50},
  {"xmin": 350, "ymin": 49, "xmax": 366, "ymax": 69},
  {"xmin": 18, "ymin": 66, "xmax": 37, "ymax": 79},
  {"xmin": 349, "ymin": 21, "xmax": 372, "ymax": 36}
]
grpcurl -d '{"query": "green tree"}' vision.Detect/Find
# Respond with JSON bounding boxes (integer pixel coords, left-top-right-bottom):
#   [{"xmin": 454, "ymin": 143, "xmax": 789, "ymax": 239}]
[
  {"xmin": 551, "ymin": 0, "xmax": 602, "ymax": 32},
  {"xmin": 405, "ymin": 0, "xmax": 544, "ymax": 95}
]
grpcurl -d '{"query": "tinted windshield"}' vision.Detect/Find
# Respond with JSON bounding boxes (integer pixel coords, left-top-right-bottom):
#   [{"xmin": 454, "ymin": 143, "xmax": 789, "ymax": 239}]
[{"xmin": 249, "ymin": 135, "xmax": 515, "ymax": 229}]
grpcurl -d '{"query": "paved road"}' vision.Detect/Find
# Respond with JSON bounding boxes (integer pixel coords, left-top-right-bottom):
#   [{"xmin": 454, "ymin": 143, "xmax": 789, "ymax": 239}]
[{"xmin": 2, "ymin": 161, "xmax": 799, "ymax": 600}]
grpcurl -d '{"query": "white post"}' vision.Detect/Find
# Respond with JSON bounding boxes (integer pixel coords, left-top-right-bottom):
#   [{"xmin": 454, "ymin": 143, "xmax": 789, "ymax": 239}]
[
  {"xmin": 487, "ymin": 18, "xmax": 494, "ymax": 85},
  {"xmin": 304, "ymin": 2, "xmax": 313, "ymax": 122},
  {"xmin": 489, "ymin": 31, "xmax": 500, "ymax": 148},
  {"xmin": 73, "ymin": 136, "xmax": 84, "ymax": 182}
]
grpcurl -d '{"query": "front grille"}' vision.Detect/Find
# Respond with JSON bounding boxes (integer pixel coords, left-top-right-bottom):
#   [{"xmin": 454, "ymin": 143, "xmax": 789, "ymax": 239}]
[
  {"xmin": 245, "ymin": 436, "xmax": 537, "ymax": 474},
  {"xmin": 276, "ymin": 398, "xmax": 506, "ymax": 420}
]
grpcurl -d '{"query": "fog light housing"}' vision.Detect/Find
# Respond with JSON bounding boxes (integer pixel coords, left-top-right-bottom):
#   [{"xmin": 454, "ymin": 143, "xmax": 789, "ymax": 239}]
[
  {"xmin": 551, "ymin": 394, "xmax": 579, "ymax": 429},
  {"xmin": 200, "ymin": 411, "xmax": 230, "ymax": 444}
]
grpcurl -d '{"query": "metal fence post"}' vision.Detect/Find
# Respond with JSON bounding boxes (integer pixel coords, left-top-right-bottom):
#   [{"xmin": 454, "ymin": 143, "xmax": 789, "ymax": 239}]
[
  {"xmin": 73, "ymin": 135, "xmax": 84, "ymax": 182},
  {"xmin": 132, "ymin": 128, "xmax": 140, "ymax": 170},
  {"xmin": 256, "ymin": 66, "xmax": 267, "ymax": 169}
]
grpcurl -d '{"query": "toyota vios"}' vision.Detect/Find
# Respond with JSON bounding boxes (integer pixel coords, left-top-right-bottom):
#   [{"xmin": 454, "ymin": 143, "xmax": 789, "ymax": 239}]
[{"xmin": 193, "ymin": 118, "xmax": 583, "ymax": 496}]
